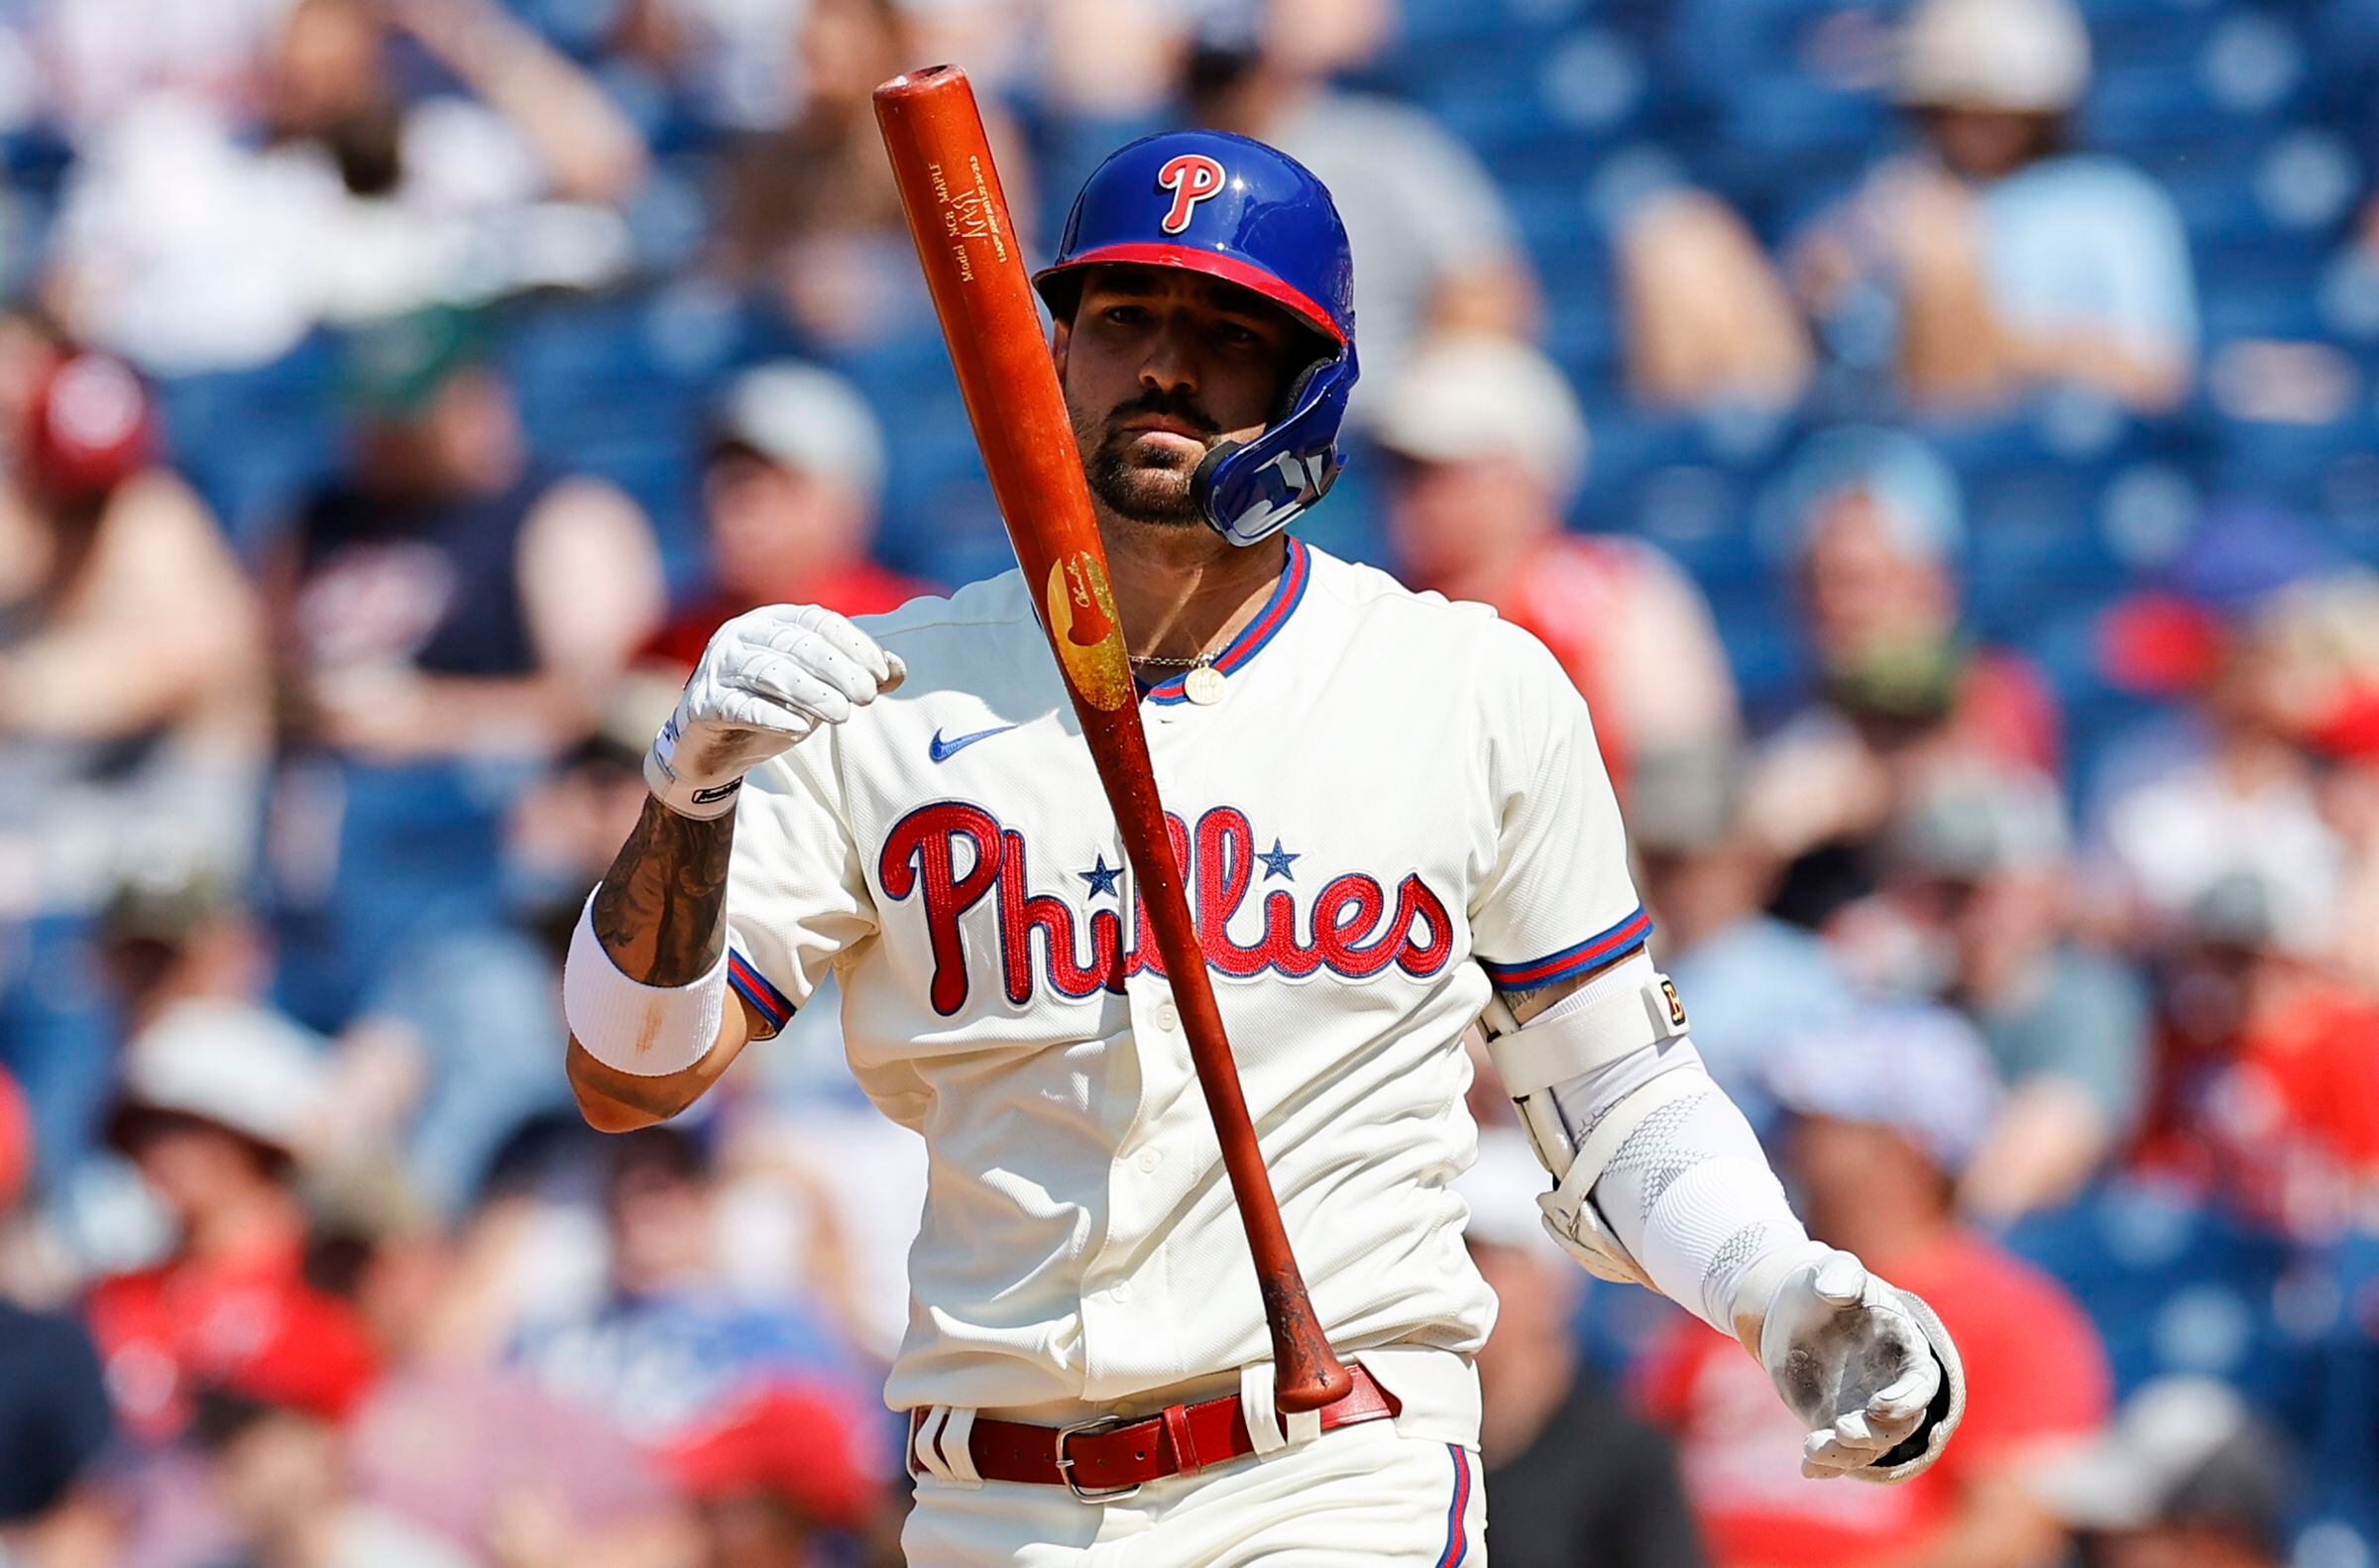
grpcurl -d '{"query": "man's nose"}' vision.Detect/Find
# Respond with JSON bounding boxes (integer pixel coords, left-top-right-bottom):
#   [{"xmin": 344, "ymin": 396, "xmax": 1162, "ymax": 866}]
[{"xmin": 1138, "ymin": 319, "xmax": 1199, "ymax": 395}]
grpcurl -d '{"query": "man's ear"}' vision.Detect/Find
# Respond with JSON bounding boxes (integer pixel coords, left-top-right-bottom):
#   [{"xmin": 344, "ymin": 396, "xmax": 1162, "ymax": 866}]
[{"xmin": 1050, "ymin": 318, "xmax": 1071, "ymax": 383}]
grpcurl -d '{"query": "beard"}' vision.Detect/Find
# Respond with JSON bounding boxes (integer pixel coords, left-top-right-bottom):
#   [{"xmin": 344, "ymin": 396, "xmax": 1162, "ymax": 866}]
[{"xmin": 1074, "ymin": 391, "xmax": 1221, "ymax": 528}]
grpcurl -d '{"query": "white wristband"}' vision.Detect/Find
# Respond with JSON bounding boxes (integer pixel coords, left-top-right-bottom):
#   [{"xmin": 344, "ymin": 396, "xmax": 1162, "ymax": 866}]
[{"xmin": 563, "ymin": 891, "xmax": 729, "ymax": 1077}]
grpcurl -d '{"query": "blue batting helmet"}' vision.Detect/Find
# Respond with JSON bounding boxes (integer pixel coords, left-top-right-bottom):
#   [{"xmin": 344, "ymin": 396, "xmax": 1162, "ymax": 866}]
[{"xmin": 1033, "ymin": 130, "xmax": 1357, "ymax": 548}]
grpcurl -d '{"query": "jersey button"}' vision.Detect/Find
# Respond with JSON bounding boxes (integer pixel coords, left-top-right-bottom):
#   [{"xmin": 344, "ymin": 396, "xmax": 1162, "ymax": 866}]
[
  {"xmin": 1138, "ymin": 1149, "xmax": 1162, "ymax": 1174},
  {"xmin": 1110, "ymin": 1280, "xmax": 1134, "ymax": 1302},
  {"xmin": 1154, "ymin": 1000, "xmax": 1179, "ymax": 1032}
]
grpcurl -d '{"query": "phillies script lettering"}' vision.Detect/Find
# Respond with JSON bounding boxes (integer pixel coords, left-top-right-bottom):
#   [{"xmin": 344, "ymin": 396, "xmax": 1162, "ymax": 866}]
[{"xmin": 880, "ymin": 803, "xmax": 1456, "ymax": 1015}]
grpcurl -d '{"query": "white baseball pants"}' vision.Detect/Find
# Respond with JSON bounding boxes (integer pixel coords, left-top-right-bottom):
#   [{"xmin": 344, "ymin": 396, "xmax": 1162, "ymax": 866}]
[{"xmin": 901, "ymin": 1419, "xmax": 1487, "ymax": 1566}]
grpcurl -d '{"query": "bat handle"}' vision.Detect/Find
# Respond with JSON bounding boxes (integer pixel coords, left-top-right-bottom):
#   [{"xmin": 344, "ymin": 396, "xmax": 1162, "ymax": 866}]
[{"xmin": 1263, "ymin": 1271, "xmax": 1355, "ymax": 1412}]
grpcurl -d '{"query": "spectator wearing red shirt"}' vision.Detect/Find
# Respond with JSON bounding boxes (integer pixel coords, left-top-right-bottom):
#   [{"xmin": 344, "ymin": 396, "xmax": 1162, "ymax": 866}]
[
  {"xmin": 2135, "ymin": 864, "xmax": 2379, "ymax": 1235},
  {"xmin": 641, "ymin": 363, "xmax": 937, "ymax": 677},
  {"xmin": 1375, "ymin": 334, "xmax": 1741, "ymax": 799},
  {"xmin": 1641, "ymin": 1003, "xmax": 2110, "ymax": 1568},
  {"xmin": 84, "ymin": 1005, "xmax": 377, "ymax": 1444}
]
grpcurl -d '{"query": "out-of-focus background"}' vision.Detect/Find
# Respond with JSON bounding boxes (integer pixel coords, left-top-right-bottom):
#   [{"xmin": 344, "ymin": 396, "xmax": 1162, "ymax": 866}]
[{"xmin": 3, "ymin": 0, "xmax": 2379, "ymax": 1563}]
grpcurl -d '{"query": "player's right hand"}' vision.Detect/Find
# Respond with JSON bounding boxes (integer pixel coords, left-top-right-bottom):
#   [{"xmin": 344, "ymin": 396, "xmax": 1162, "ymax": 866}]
[{"xmin": 645, "ymin": 604, "xmax": 905, "ymax": 819}]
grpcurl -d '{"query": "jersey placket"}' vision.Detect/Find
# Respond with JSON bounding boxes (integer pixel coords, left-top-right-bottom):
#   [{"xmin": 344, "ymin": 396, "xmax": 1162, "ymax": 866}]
[{"xmin": 1076, "ymin": 689, "xmax": 1218, "ymax": 1400}]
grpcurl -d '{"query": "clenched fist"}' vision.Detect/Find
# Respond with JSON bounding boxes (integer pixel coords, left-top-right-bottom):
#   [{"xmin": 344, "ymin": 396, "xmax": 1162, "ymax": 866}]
[{"xmin": 645, "ymin": 605, "xmax": 905, "ymax": 819}]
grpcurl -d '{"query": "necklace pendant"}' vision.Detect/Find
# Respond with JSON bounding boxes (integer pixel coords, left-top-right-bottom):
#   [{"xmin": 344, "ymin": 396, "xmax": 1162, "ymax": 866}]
[{"xmin": 1184, "ymin": 665, "xmax": 1227, "ymax": 707}]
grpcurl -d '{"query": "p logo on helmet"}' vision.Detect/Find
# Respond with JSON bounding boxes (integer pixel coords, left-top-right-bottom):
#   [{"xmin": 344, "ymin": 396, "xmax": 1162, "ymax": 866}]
[{"xmin": 1157, "ymin": 154, "xmax": 1227, "ymax": 235}]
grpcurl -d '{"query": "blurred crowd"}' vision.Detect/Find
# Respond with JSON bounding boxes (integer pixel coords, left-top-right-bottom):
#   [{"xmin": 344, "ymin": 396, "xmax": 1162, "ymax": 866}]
[{"xmin": 3, "ymin": 0, "xmax": 2379, "ymax": 1564}]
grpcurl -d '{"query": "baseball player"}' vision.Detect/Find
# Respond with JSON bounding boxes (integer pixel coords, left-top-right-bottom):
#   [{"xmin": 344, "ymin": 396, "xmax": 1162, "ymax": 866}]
[{"xmin": 563, "ymin": 131, "xmax": 1967, "ymax": 1565}]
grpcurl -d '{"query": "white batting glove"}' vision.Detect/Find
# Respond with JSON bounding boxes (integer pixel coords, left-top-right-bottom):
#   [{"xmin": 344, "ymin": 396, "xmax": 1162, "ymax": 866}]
[
  {"xmin": 645, "ymin": 604, "xmax": 905, "ymax": 819},
  {"xmin": 1735, "ymin": 1243, "xmax": 1966, "ymax": 1484}
]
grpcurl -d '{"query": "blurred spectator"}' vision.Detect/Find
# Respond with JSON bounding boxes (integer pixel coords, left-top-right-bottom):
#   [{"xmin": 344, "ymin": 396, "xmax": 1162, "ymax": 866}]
[
  {"xmin": 190, "ymin": 1384, "xmax": 474, "ymax": 1568},
  {"xmin": 1460, "ymin": 1130, "xmax": 1705, "ymax": 1568},
  {"xmin": 1845, "ymin": 764, "xmax": 2152, "ymax": 1222},
  {"xmin": 2027, "ymin": 1378, "xmax": 2296, "ymax": 1568},
  {"xmin": 2134, "ymin": 863, "xmax": 2379, "ymax": 1235},
  {"xmin": 0, "ymin": 1299, "xmax": 116, "ymax": 1568},
  {"xmin": 664, "ymin": 1385, "xmax": 880, "ymax": 1568},
  {"xmin": 46, "ymin": 0, "xmax": 647, "ymax": 374},
  {"xmin": 2091, "ymin": 596, "xmax": 2348, "ymax": 957},
  {"xmin": 299, "ymin": 1176, "xmax": 697, "ymax": 1568},
  {"xmin": 715, "ymin": 0, "xmax": 1032, "ymax": 349},
  {"xmin": 1627, "ymin": 745, "xmax": 1855, "ymax": 1139},
  {"xmin": 0, "ymin": 336, "xmax": 266, "ymax": 1189},
  {"xmin": 1746, "ymin": 429, "xmax": 2060, "ymax": 923},
  {"xmin": 510, "ymin": 1127, "xmax": 862, "ymax": 1447},
  {"xmin": 1630, "ymin": 0, "xmax": 2197, "ymax": 413},
  {"xmin": 85, "ymin": 1008, "xmax": 378, "ymax": 1443},
  {"xmin": 1188, "ymin": 0, "xmax": 1537, "ymax": 395},
  {"xmin": 1377, "ymin": 334, "xmax": 1739, "ymax": 797},
  {"xmin": 265, "ymin": 308, "xmax": 661, "ymax": 1030},
  {"xmin": 642, "ymin": 363, "xmax": 935, "ymax": 676},
  {"xmin": 1642, "ymin": 1004, "xmax": 2110, "ymax": 1568}
]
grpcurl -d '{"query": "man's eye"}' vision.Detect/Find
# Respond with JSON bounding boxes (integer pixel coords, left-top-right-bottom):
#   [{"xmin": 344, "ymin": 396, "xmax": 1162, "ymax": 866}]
[
  {"xmin": 1215, "ymin": 322, "xmax": 1259, "ymax": 346},
  {"xmin": 1102, "ymin": 305, "xmax": 1146, "ymax": 326}
]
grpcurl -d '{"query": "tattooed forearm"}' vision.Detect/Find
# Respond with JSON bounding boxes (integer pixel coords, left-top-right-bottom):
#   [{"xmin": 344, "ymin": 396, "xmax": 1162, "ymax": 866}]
[{"xmin": 590, "ymin": 797, "xmax": 736, "ymax": 986}]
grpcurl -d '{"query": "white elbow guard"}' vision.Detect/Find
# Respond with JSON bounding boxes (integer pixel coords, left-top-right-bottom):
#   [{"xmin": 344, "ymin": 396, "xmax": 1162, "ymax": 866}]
[
  {"xmin": 1486, "ymin": 955, "xmax": 1809, "ymax": 1328},
  {"xmin": 564, "ymin": 890, "xmax": 729, "ymax": 1077},
  {"xmin": 1484, "ymin": 952, "xmax": 1692, "ymax": 1184}
]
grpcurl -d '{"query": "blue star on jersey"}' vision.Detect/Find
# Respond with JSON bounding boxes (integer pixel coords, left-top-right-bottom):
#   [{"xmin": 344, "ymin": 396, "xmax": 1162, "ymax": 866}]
[
  {"xmin": 1258, "ymin": 839, "xmax": 1300, "ymax": 881},
  {"xmin": 1078, "ymin": 855, "xmax": 1122, "ymax": 899}
]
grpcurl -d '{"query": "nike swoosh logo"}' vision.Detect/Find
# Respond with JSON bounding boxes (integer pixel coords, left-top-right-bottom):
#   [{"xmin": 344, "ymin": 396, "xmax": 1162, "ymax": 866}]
[{"xmin": 929, "ymin": 724, "xmax": 1020, "ymax": 763}]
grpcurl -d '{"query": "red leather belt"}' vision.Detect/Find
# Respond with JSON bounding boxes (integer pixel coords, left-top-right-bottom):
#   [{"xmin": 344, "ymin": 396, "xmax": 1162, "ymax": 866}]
[{"xmin": 910, "ymin": 1365, "xmax": 1400, "ymax": 1500}]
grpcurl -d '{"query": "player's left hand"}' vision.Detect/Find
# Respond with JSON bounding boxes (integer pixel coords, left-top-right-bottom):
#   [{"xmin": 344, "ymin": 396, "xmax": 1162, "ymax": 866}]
[{"xmin": 1737, "ymin": 1244, "xmax": 1966, "ymax": 1484}]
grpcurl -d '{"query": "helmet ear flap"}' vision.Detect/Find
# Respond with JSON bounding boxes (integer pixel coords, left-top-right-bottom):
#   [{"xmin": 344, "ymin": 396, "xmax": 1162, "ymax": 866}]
[
  {"xmin": 1193, "ymin": 343, "xmax": 1357, "ymax": 548},
  {"xmin": 1188, "ymin": 353, "xmax": 1322, "ymax": 524}
]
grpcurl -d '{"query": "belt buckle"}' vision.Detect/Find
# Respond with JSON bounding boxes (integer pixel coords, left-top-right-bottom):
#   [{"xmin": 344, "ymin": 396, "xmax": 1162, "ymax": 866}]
[{"xmin": 1053, "ymin": 1412, "xmax": 1142, "ymax": 1503}]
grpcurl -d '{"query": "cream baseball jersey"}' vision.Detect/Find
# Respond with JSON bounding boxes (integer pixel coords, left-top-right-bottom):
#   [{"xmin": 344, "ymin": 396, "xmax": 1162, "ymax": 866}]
[{"xmin": 724, "ymin": 539, "xmax": 1650, "ymax": 1416}]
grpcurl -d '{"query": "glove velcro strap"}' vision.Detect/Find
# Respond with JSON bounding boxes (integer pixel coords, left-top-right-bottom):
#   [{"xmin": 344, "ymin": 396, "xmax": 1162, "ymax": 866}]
[
  {"xmin": 1855, "ymin": 1287, "xmax": 1967, "ymax": 1486},
  {"xmin": 1534, "ymin": 1064, "xmax": 1715, "ymax": 1288},
  {"xmin": 645, "ymin": 741, "xmax": 745, "ymax": 821}
]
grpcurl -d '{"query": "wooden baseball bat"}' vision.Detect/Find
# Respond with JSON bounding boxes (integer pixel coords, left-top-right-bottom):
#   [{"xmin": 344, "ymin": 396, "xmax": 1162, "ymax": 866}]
[{"xmin": 873, "ymin": 64, "xmax": 1352, "ymax": 1415}]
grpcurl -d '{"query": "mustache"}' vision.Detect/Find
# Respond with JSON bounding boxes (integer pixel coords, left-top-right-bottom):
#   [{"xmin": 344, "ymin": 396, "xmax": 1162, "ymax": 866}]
[{"xmin": 1105, "ymin": 389, "xmax": 1220, "ymax": 436}]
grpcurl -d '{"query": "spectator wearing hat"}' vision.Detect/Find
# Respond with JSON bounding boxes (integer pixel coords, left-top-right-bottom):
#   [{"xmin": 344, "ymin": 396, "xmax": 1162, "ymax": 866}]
[
  {"xmin": 1746, "ymin": 430, "xmax": 2062, "ymax": 927},
  {"xmin": 1377, "ymin": 334, "xmax": 1739, "ymax": 798},
  {"xmin": 664, "ymin": 1383, "xmax": 884, "ymax": 1568},
  {"xmin": 1626, "ymin": 0, "xmax": 2196, "ymax": 413},
  {"xmin": 641, "ymin": 363, "xmax": 936, "ymax": 678},
  {"xmin": 1811, "ymin": 0, "xmax": 2197, "ymax": 411},
  {"xmin": 2026, "ymin": 1379, "xmax": 2297, "ymax": 1568},
  {"xmin": 0, "ymin": 333, "xmax": 267, "ymax": 1192},
  {"xmin": 1845, "ymin": 763, "xmax": 2152, "ymax": 1222},
  {"xmin": 1640, "ymin": 1003, "xmax": 2109, "ymax": 1568},
  {"xmin": 2132, "ymin": 861, "xmax": 2379, "ymax": 1237},
  {"xmin": 265, "ymin": 307, "xmax": 662, "ymax": 1032},
  {"xmin": 84, "ymin": 1007, "xmax": 378, "ymax": 1444},
  {"xmin": 1458, "ymin": 1131, "xmax": 1705, "ymax": 1568}
]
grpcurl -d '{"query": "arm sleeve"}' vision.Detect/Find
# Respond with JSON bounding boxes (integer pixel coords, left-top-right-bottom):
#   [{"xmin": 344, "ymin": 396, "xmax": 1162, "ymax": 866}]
[
  {"xmin": 1469, "ymin": 618, "xmax": 1651, "ymax": 992},
  {"xmin": 722, "ymin": 732, "xmax": 877, "ymax": 1036}
]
